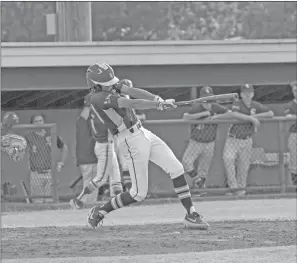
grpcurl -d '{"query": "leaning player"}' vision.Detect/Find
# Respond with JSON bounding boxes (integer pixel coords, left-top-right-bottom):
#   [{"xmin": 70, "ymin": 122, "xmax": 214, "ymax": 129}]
[
  {"xmin": 285, "ymin": 81, "xmax": 297, "ymax": 185},
  {"xmin": 223, "ymin": 84, "xmax": 273, "ymax": 196},
  {"xmin": 182, "ymin": 86, "xmax": 233, "ymax": 189},
  {"xmin": 85, "ymin": 63, "xmax": 209, "ymax": 230}
]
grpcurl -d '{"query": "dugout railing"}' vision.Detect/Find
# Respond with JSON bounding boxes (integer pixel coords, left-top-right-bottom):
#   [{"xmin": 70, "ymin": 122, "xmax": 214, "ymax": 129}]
[
  {"xmin": 1, "ymin": 123, "xmax": 59, "ymax": 203},
  {"xmin": 143, "ymin": 116, "xmax": 296, "ymax": 196}
]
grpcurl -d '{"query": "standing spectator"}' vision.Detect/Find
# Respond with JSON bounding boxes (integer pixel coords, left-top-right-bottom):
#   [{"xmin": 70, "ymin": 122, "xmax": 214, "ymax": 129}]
[
  {"xmin": 26, "ymin": 114, "xmax": 68, "ymax": 203},
  {"xmin": 223, "ymin": 84, "xmax": 274, "ymax": 196},
  {"xmin": 182, "ymin": 86, "xmax": 232, "ymax": 188},
  {"xmin": 285, "ymin": 81, "xmax": 297, "ymax": 185},
  {"xmin": 70, "ymin": 94, "xmax": 98, "ymax": 209}
]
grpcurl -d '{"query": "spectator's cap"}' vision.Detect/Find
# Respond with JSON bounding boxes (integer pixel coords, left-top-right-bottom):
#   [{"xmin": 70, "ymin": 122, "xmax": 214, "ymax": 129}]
[
  {"xmin": 2, "ymin": 112, "xmax": 19, "ymax": 127},
  {"xmin": 200, "ymin": 86, "xmax": 213, "ymax": 97},
  {"xmin": 240, "ymin": 84, "xmax": 254, "ymax": 93},
  {"xmin": 290, "ymin": 81, "xmax": 297, "ymax": 90},
  {"xmin": 84, "ymin": 93, "xmax": 92, "ymax": 107}
]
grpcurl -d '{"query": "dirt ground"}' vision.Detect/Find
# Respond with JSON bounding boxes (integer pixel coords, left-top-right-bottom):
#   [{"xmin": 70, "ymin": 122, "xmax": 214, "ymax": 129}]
[{"xmin": 1, "ymin": 220, "xmax": 296, "ymax": 260}]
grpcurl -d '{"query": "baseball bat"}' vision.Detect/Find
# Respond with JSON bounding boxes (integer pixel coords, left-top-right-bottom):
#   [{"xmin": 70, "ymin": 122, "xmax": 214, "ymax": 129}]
[
  {"xmin": 175, "ymin": 93, "xmax": 238, "ymax": 106},
  {"xmin": 69, "ymin": 175, "xmax": 83, "ymax": 189}
]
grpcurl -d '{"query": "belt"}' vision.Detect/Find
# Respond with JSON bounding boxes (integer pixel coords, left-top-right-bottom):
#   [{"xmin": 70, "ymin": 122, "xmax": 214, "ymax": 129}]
[{"xmin": 229, "ymin": 134, "xmax": 251, "ymax": 140}]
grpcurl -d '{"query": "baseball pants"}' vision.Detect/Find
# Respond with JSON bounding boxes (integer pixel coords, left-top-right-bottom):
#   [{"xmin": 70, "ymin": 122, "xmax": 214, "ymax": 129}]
[
  {"xmin": 116, "ymin": 126, "xmax": 184, "ymax": 202},
  {"xmin": 288, "ymin": 133, "xmax": 297, "ymax": 184},
  {"xmin": 223, "ymin": 137, "xmax": 253, "ymax": 189},
  {"xmin": 94, "ymin": 139, "xmax": 122, "ymax": 195},
  {"xmin": 79, "ymin": 164, "xmax": 98, "ymax": 203},
  {"xmin": 182, "ymin": 139, "xmax": 214, "ymax": 179},
  {"xmin": 115, "ymin": 142, "xmax": 132, "ymax": 188},
  {"xmin": 29, "ymin": 170, "xmax": 52, "ymax": 202}
]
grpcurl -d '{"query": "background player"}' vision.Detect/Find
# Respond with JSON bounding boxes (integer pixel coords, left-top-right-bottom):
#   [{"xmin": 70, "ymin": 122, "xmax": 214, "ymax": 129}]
[
  {"xmin": 285, "ymin": 81, "xmax": 297, "ymax": 185},
  {"xmin": 86, "ymin": 63, "xmax": 209, "ymax": 230},
  {"xmin": 70, "ymin": 94, "xmax": 98, "ymax": 209},
  {"xmin": 71, "ymin": 92, "xmax": 123, "ymax": 207},
  {"xmin": 223, "ymin": 84, "xmax": 274, "ymax": 196},
  {"xmin": 182, "ymin": 86, "xmax": 232, "ymax": 189},
  {"xmin": 26, "ymin": 114, "xmax": 68, "ymax": 203}
]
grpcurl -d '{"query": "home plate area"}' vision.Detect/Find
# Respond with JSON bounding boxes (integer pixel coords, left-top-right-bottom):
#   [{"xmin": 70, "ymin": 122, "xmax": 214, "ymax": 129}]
[{"xmin": 1, "ymin": 199, "xmax": 296, "ymax": 263}]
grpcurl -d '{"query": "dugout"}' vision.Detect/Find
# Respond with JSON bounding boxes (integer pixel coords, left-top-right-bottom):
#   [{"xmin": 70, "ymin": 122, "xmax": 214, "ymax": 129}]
[{"xmin": 1, "ymin": 40, "xmax": 297, "ymax": 200}]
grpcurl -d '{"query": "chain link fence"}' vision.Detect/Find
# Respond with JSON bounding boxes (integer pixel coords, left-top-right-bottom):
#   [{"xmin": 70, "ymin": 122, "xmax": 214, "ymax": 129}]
[
  {"xmin": 181, "ymin": 117, "xmax": 297, "ymax": 196},
  {"xmin": 1, "ymin": 124, "xmax": 59, "ymax": 203}
]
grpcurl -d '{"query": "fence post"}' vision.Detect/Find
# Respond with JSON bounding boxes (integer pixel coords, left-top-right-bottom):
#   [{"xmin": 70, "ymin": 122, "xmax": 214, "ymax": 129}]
[
  {"xmin": 277, "ymin": 120, "xmax": 286, "ymax": 193},
  {"xmin": 50, "ymin": 124, "xmax": 59, "ymax": 203},
  {"xmin": 190, "ymin": 87, "xmax": 197, "ymax": 99}
]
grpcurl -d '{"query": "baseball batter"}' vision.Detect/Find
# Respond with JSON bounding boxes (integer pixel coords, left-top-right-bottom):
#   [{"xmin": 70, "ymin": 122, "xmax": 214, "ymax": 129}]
[
  {"xmin": 223, "ymin": 84, "xmax": 274, "ymax": 196},
  {"xmin": 182, "ymin": 86, "xmax": 231, "ymax": 188},
  {"xmin": 285, "ymin": 81, "xmax": 297, "ymax": 185},
  {"xmin": 85, "ymin": 63, "xmax": 209, "ymax": 230}
]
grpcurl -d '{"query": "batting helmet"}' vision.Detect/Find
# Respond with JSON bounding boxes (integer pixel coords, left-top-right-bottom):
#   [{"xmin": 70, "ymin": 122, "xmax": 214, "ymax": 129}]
[{"xmin": 86, "ymin": 63, "xmax": 119, "ymax": 92}]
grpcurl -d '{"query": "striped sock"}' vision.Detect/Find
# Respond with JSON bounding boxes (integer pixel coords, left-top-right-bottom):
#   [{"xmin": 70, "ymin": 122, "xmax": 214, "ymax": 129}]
[
  {"xmin": 98, "ymin": 191, "xmax": 137, "ymax": 215},
  {"xmin": 172, "ymin": 174, "xmax": 195, "ymax": 214}
]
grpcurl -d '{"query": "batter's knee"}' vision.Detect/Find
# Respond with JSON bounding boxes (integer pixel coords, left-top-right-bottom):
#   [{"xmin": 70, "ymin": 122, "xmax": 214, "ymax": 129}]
[{"xmin": 168, "ymin": 160, "xmax": 185, "ymax": 180}]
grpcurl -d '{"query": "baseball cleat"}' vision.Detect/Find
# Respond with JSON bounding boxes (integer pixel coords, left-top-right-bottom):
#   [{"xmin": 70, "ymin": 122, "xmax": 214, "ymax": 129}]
[
  {"xmin": 183, "ymin": 212, "xmax": 209, "ymax": 230},
  {"xmin": 88, "ymin": 206, "xmax": 105, "ymax": 230},
  {"xmin": 70, "ymin": 198, "xmax": 84, "ymax": 209}
]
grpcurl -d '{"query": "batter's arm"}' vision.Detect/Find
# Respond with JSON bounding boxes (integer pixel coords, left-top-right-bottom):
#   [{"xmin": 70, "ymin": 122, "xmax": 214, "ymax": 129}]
[
  {"xmin": 118, "ymin": 97, "xmax": 159, "ymax": 110},
  {"xmin": 120, "ymin": 85, "xmax": 161, "ymax": 102}
]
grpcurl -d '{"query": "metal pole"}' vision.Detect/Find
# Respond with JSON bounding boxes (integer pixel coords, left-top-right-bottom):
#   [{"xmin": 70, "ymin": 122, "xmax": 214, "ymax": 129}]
[
  {"xmin": 50, "ymin": 124, "xmax": 59, "ymax": 203},
  {"xmin": 277, "ymin": 120, "xmax": 286, "ymax": 193}
]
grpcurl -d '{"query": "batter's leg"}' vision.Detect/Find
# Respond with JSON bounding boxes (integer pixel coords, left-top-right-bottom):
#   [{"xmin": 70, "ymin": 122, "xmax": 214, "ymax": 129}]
[
  {"xmin": 193, "ymin": 142, "xmax": 215, "ymax": 188},
  {"xmin": 288, "ymin": 133, "xmax": 297, "ymax": 185},
  {"xmin": 237, "ymin": 138, "xmax": 253, "ymax": 190},
  {"xmin": 223, "ymin": 138, "xmax": 240, "ymax": 189},
  {"xmin": 182, "ymin": 139, "xmax": 203, "ymax": 176},
  {"xmin": 147, "ymin": 129, "xmax": 209, "ymax": 229},
  {"xmin": 88, "ymin": 130, "xmax": 151, "ymax": 230}
]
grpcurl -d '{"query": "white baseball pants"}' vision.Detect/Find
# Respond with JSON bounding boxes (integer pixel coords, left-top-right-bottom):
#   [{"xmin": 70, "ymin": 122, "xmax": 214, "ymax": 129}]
[{"xmin": 116, "ymin": 125, "xmax": 184, "ymax": 202}]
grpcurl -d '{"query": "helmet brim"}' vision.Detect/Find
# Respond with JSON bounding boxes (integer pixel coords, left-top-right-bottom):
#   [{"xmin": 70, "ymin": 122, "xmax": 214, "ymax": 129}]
[{"xmin": 92, "ymin": 76, "xmax": 120, "ymax": 86}]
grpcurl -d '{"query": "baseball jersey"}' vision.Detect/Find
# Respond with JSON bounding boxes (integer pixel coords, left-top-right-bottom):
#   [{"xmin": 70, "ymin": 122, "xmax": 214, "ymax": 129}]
[
  {"xmin": 229, "ymin": 99, "xmax": 270, "ymax": 139},
  {"xmin": 76, "ymin": 116, "xmax": 97, "ymax": 166},
  {"xmin": 90, "ymin": 91, "xmax": 138, "ymax": 135},
  {"xmin": 26, "ymin": 131, "xmax": 64, "ymax": 172},
  {"xmin": 188, "ymin": 103, "xmax": 228, "ymax": 143},
  {"xmin": 285, "ymin": 100, "xmax": 297, "ymax": 133}
]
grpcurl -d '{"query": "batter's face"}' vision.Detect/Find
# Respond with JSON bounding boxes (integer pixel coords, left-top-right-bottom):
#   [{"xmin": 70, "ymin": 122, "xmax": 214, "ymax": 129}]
[{"xmin": 241, "ymin": 91, "xmax": 254, "ymax": 105}]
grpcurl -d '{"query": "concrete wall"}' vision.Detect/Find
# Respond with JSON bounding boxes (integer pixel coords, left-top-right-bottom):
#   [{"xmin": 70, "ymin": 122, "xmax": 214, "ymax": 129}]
[
  {"xmin": 2, "ymin": 103, "xmax": 294, "ymax": 198},
  {"xmin": 2, "ymin": 63, "xmax": 296, "ymax": 90}
]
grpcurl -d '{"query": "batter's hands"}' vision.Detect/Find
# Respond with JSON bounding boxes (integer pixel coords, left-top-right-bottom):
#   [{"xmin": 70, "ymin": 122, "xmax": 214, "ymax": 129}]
[{"xmin": 157, "ymin": 99, "xmax": 177, "ymax": 111}]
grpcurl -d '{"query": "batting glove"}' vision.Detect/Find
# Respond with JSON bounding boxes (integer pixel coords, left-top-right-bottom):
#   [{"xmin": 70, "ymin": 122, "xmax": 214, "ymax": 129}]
[
  {"xmin": 153, "ymin": 96, "xmax": 164, "ymax": 103},
  {"xmin": 157, "ymin": 99, "xmax": 177, "ymax": 111}
]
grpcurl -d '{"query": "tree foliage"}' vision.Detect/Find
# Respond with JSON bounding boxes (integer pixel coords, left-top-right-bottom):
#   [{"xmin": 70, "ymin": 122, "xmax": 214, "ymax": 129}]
[{"xmin": 1, "ymin": 1, "xmax": 296, "ymax": 42}]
